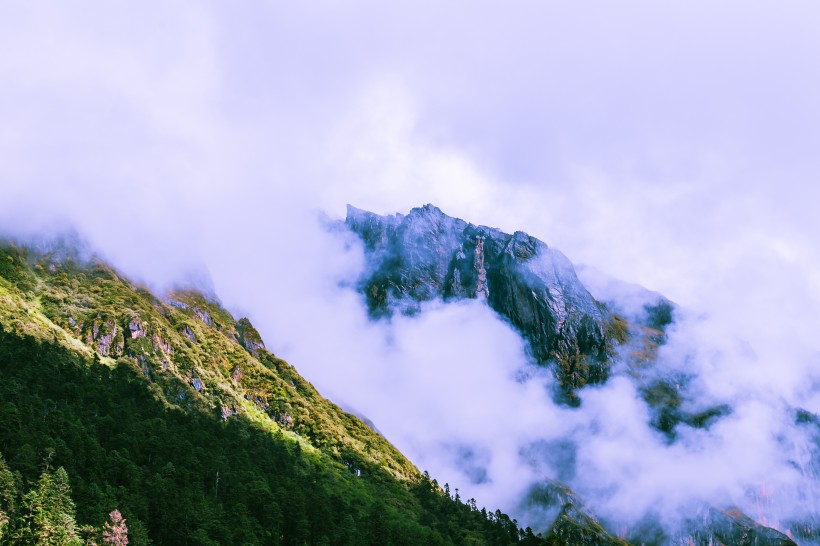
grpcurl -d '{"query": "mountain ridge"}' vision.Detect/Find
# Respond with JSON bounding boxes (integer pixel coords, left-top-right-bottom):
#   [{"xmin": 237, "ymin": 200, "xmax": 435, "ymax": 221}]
[{"xmin": 346, "ymin": 203, "xmax": 638, "ymax": 402}]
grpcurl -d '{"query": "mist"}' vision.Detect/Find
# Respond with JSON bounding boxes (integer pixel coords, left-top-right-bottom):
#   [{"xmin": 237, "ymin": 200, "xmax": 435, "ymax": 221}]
[{"xmin": 2, "ymin": 0, "xmax": 820, "ymax": 539}]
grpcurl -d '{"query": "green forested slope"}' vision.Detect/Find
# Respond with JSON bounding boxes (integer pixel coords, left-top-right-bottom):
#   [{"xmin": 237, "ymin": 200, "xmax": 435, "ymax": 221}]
[{"xmin": 0, "ymin": 241, "xmax": 551, "ymax": 545}]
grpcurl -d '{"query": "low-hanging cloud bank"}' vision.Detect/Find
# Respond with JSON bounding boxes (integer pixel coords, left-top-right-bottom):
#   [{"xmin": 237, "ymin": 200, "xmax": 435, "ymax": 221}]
[
  {"xmin": 2, "ymin": 0, "xmax": 820, "ymax": 539},
  {"xmin": 288, "ymin": 225, "xmax": 820, "ymax": 538}
]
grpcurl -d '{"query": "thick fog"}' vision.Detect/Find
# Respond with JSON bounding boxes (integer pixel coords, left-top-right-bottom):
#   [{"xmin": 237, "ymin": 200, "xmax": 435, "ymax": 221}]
[{"xmin": 3, "ymin": 0, "xmax": 820, "ymax": 538}]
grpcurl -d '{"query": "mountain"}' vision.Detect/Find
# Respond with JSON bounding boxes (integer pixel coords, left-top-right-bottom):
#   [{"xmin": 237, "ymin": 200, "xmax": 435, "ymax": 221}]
[
  {"xmin": 343, "ymin": 204, "xmax": 802, "ymax": 546},
  {"xmin": 345, "ymin": 204, "xmax": 675, "ymax": 403},
  {"xmin": 0, "ymin": 238, "xmax": 626, "ymax": 544},
  {"xmin": 344, "ymin": 204, "xmax": 735, "ymax": 438},
  {"xmin": 0, "ymin": 239, "xmax": 543, "ymax": 544},
  {"xmin": 0, "ymin": 209, "xmax": 807, "ymax": 545}
]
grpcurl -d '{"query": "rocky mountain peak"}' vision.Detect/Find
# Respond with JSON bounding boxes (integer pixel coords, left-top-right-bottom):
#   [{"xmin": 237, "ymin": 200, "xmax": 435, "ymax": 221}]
[
  {"xmin": 344, "ymin": 204, "xmax": 619, "ymax": 400},
  {"xmin": 410, "ymin": 202, "xmax": 446, "ymax": 217}
]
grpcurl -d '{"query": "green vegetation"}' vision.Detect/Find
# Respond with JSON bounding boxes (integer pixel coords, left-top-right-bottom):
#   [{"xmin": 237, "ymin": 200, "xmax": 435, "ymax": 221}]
[{"xmin": 0, "ymin": 241, "xmax": 552, "ymax": 545}]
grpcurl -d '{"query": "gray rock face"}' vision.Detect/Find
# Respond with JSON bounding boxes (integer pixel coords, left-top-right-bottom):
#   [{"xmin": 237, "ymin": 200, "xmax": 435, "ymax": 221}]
[
  {"xmin": 182, "ymin": 325, "xmax": 196, "ymax": 343},
  {"xmin": 127, "ymin": 317, "xmax": 146, "ymax": 339},
  {"xmin": 193, "ymin": 307, "xmax": 213, "ymax": 327},
  {"xmin": 85, "ymin": 318, "xmax": 124, "ymax": 357},
  {"xmin": 346, "ymin": 204, "xmax": 615, "ymax": 398}
]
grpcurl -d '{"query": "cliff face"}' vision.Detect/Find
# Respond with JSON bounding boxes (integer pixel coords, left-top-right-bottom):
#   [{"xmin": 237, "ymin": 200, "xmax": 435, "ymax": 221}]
[{"xmin": 346, "ymin": 204, "xmax": 617, "ymax": 399}]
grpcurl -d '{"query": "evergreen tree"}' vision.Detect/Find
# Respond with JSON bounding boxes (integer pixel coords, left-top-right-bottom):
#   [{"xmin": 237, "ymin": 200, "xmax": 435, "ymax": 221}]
[
  {"xmin": 0, "ymin": 454, "xmax": 17, "ymax": 542},
  {"xmin": 15, "ymin": 467, "xmax": 82, "ymax": 546}
]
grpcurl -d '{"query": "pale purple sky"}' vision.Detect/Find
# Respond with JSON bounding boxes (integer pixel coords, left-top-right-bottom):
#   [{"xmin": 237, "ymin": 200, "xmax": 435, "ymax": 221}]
[{"xmin": 2, "ymin": 1, "xmax": 819, "ymax": 307}]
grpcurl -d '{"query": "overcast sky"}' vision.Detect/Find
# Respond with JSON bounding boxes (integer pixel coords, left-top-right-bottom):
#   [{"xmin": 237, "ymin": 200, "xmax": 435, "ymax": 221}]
[
  {"xmin": 3, "ymin": 0, "xmax": 820, "ymax": 534},
  {"xmin": 2, "ymin": 1, "xmax": 820, "ymax": 308}
]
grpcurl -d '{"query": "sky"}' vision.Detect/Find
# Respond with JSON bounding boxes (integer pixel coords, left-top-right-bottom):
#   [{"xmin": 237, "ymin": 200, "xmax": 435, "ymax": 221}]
[{"xmin": 3, "ymin": 0, "xmax": 820, "ymax": 537}]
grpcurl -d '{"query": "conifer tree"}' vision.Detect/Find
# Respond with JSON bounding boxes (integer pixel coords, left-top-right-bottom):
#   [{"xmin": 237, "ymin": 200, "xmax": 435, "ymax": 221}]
[
  {"xmin": 16, "ymin": 467, "xmax": 81, "ymax": 546},
  {"xmin": 0, "ymin": 454, "xmax": 16, "ymax": 542}
]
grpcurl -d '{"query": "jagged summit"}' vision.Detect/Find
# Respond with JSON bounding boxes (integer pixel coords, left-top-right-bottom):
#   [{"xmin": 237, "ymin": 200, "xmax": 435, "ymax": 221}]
[{"xmin": 345, "ymin": 204, "xmax": 619, "ymax": 400}]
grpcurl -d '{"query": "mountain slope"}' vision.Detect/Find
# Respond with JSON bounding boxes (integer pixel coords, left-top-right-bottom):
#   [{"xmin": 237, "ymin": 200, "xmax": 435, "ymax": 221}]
[{"xmin": 0, "ymin": 239, "xmax": 563, "ymax": 545}]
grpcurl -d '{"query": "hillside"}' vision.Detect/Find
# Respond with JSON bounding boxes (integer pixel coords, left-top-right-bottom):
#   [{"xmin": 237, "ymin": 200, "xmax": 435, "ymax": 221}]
[{"xmin": 0, "ymin": 238, "xmax": 586, "ymax": 545}]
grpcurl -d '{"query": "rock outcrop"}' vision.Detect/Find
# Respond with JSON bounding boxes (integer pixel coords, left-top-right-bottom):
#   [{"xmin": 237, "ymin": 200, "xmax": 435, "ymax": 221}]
[
  {"xmin": 126, "ymin": 317, "xmax": 146, "ymax": 339},
  {"xmin": 236, "ymin": 317, "xmax": 265, "ymax": 357},
  {"xmin": 84, "ymin": 317, "xmax": 124, "ymax": 356},
  {"xmin": 524, "ymin": 481, "xmax": 629, "ymax": 545}
]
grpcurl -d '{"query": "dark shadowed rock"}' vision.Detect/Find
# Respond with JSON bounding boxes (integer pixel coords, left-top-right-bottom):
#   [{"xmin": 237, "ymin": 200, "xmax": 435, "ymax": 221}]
[
  {"xmin": 236, "ymin": 317, "xmax": 265, "ymax": 357},
  {"xmin": 346, "ymin": 204, "xmax": 617, "ymax": 399},
  {"xmin": 641, "ymin": 379, "xmax": 732, "ymax": 442},
  {"xmin": 523, "ymin": 480, "xmax": 629, "ymax": 545}
]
